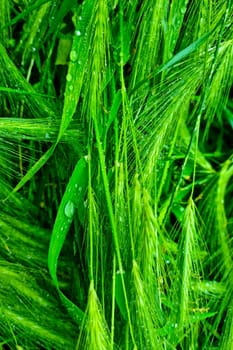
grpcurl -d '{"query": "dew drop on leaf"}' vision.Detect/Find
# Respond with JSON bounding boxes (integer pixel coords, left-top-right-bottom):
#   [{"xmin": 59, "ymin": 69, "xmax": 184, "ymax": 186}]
[
  {"xmin": 70, "ymin": 50, "xmax": 78, "ymax": 62},
  {"xmin": 66, "ymin": 74, "xmax": 72, "ymax": 82},
  {"xmin": 64, "ymin": 200, "xmax": 75, "ymax": 219},
  {"xmin": 75, "ymin": 30, "xmax": 81, "ymax": 36}
]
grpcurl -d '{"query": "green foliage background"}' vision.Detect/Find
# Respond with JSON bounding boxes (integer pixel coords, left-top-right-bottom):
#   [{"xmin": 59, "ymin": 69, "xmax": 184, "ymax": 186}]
[{"xmin": 0, "ymin": 0, "xmax": 233, "ymax": 349}]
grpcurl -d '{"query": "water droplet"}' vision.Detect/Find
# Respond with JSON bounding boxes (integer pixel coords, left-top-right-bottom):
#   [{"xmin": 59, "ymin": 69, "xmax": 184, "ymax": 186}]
[
  {"xmin": 70, "ymin": 50, "xmax": 78, "ymax": 62},
  {"xmin": 66, "ymin": 74, "xmax": 72, "ymax": 82},
  {"xmin": 64, "ymin": 200, "xmax": 75, "ymax": 219},
  {"xmin": 181, "ymin": 8, "xmax": 186, "ymax": 15},
  {"xmin": 84, "ymin": 154, "xmax": 90, "ymax": 162},
  {"xmin": 69, "ymin": 85, "xmax": 74, "ymax": 91},
  {"xmin": 75, "ymin": 30, "xmax": 81, "ymax": 36}
]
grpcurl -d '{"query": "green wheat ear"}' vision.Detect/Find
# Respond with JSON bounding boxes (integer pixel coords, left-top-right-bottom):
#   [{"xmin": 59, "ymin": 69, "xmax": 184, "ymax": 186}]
[
  {"xmin": 131, "ymin": 259, "xmax": 164, "ymax": 350},
  {"xmin": 76, "ymin": 280, "xmax": 112, "ymax": 350},
  {"xmin": 0, "ymin": 0, "xmax": 232, "ymax": 349}
]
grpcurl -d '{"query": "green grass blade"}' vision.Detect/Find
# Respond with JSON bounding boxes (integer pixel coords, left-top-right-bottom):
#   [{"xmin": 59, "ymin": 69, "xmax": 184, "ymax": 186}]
[
  {"xmin": 7, "ymin": 144, "xmax": 56, "ymax": 197},
  {"xmin": 48, "ymin": 157, "xmax": 88, "ymax": 324},
  {"xmin": 57, "ymin": 1, "xmax": 94, "ymax": 141}
]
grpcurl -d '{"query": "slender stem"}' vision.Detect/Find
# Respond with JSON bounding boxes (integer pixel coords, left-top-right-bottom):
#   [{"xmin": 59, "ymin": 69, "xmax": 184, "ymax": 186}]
[
  {"xmin": 92, "ymin": 116, "xmax": 136, "ymax": 347},
  {"xmin": 111, "ymin": 254, "xmax": 116, "ymax": 349}
]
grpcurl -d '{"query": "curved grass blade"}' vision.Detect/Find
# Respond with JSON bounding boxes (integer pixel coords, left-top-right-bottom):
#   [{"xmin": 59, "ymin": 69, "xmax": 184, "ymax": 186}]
[
  {"xmin": 57, "ymin": 0, "xmax": 94, "ymax": 142},
  {"xmin": 6, "ymin": 144, "xmax": 56, "ymax": 198},
  {"xmin": 48, "ymin": 157, "xmax": 88, "ymax": 324}
]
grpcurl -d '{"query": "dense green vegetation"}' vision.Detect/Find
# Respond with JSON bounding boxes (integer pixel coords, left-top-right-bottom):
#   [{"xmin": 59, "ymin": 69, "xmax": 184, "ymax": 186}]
[{"xmin": 0, "ymin": 0, "xmax": 233, "ymax": 349}]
